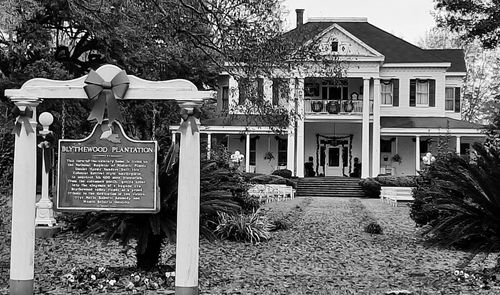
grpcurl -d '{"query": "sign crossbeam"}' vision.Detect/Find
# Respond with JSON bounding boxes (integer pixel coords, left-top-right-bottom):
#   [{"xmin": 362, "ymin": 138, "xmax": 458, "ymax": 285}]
[{"xmin": 6, "ymin": 64, "xmax": 205, "ymax": 295}]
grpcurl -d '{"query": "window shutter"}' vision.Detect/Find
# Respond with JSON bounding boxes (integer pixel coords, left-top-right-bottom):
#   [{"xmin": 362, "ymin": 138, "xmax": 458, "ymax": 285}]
[
  {"xmin": 257, "ymin": 78, "xmax": 264, "ymax": 101},
  {"xmin": 429, "ymin": 79, "xmax": 436, "ymax": 107},
  {"xmin": 409, "ymin": 79, "xmax": 416, "ymax": 107},
  {"xmin": 272, "ymin": 79, "xmax": 279, "ymax": 106},
  {"xmin": 392, "ymin": 79, "xmax": 399, "ymax": 106},
  {"xmin": 455, "ymin": 87, "xmax": 461, "ymax": 113}
]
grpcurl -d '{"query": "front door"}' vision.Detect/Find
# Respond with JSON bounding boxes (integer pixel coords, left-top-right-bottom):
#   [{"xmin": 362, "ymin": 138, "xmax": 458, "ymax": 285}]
[{"xmin": 319, "ymin": 144, "xmax": 349, "ymax": 176}]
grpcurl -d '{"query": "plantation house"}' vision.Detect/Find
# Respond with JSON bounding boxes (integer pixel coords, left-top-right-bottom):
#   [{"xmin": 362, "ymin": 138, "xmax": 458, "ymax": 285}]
[{"xmin": 172, "ymin": 10, "xmax": 484, "ymax": 178}]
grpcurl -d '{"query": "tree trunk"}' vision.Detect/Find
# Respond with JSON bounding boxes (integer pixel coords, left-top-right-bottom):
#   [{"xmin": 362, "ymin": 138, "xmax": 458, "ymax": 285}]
[{"xmin": 136, "ymin": 234, "xmax": 164, "ymax": 270}]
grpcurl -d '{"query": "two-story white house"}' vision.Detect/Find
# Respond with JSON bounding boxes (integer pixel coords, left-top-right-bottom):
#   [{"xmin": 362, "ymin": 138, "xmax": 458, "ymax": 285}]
[{"xmin": 172, "ymin": 10, "xmax": 484, "ymax": 178}]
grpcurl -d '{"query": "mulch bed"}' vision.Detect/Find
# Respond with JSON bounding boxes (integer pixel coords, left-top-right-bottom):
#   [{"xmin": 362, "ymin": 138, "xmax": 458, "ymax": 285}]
[{"xmin": 1, "ymin": 196, "xmax": 499, "ymax": 294}]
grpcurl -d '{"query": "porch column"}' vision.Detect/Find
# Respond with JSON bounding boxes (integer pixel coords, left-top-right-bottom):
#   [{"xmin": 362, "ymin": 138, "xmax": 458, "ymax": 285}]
[
  {"xmin": 415, "ymin": 135, "xmax": 421, "ymax": 172},
  {"xmin": 295, "ymin": 78, "xmax": 305, "ymax": 177},
  {"xmin": 10, "ymin": 98, "xmax": 40, "ymax": 295},
  {"xmin": 206, "ymin": 133, "xmax": 212, "ymax": 160},
  {"xmin": 245, "ymin": 133, "xmax": 250, "ymax": 172},
  {"xmin": 456, "ymin": 136, "xmax": 461, "ymax": 154},
  {"xmin": 361, "ymin": 78, "xmax": 370, "ymax": 178},
  {"xmin": 172, "ymin": 132, "xmax": 176, "ymax": 144},
  {"xmin": 287, "ymin": 128, "xmax": 295, "ymax": 173},
  {"xmin": 371, "ymin": 78, "xmax": 381, "ymax": 177}
]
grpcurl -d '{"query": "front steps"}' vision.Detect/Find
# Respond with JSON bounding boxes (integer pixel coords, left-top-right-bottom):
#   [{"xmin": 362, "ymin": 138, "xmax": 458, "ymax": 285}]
[{"xmin": 296, "ymin": 176, "xmax": 365, "ymax": 198}]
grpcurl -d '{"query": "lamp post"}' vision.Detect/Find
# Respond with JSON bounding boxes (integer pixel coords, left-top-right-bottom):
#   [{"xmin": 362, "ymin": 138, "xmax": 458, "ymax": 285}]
[{"xmin": 35, "ymin": 112, "xmax": 57, "ymax": 227}]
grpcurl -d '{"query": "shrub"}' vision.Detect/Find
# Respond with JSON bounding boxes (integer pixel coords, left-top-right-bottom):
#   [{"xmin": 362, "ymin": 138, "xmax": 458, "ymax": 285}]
[
  {"xmin": 409, "ymin": 143, "xmax": 500, "ymax": 258},
  {"xmin": 364, "ymin": 222, "xmax": 383, "ymax": 235},
  {"xmin": 374, "ymin": 175, "xmax": 418, "ymax": 187},
  {"xmin": 271, "ymin": 169, "xmax": 292, "ymax": 179},
  {"xmin": 271, "ymin": 218, "xmax": 291, "ymax": 231},
  {"xmin": 359, "ymin": 178, "xmax": 381, "ymax": 198},
  {"xmin": 214, "ymin": 210, "xmax": 273, "ymax": 243}
]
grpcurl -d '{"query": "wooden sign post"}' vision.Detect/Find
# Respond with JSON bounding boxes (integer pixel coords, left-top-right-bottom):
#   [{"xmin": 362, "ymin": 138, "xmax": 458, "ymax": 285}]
[{"xmin": 5, "ymin": 65, "xmax": 212, "ymax": 295}]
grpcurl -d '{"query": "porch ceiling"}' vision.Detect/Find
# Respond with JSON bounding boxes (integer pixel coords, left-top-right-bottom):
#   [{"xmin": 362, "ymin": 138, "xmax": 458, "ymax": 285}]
[{"xmin": 381, "ymin": 117, "xmax": 483, "ymax": 129}]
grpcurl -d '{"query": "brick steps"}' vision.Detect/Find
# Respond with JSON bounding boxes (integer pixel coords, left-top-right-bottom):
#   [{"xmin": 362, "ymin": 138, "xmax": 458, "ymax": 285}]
[{"xmin": 296, "ymin": 176, "xmax": 365, "ymax": 198}]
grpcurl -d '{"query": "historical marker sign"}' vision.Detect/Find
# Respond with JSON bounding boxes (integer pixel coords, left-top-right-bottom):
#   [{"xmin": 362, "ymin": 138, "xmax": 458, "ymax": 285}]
[{"xmin": 57, "ymin": 122, "xmax": 159, "ymax": 213}]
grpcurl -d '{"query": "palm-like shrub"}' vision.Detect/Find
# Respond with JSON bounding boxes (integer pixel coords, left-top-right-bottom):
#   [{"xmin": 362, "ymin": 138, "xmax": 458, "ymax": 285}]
[
  {"xmin": 214, "ymin": 209, "xmax": 273, "ymax": 243},
  {"xmin": 85, "ymin": 143, "xmax": 249, "ymax": 269},
  {"xmin": 410, "ymin": 142, "xmax": 500, "ymax": 255}
]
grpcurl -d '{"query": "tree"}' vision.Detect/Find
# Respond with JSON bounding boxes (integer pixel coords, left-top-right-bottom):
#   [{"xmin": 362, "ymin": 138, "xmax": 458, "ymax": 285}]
[
  {"xmin": 1, "ymin": 0, "xmax": 326, "ymax": 270},
  {"xmin": 435, "ymin": 0, "xmax": 500, "ymax": 49},
  {"xmin": 419, "ymin": 27, "xmax": 500, "ymax": 123}
]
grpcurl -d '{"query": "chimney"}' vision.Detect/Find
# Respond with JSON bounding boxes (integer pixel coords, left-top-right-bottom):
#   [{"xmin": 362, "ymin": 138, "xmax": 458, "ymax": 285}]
[{"xmin": 296, "ymin": 9, "xmax": 305, "ymax": 28}]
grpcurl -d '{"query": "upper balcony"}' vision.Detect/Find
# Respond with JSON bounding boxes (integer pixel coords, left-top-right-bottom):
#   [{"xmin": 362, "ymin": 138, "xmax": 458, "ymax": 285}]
[{"xmin": 303, "ymin": 77, "xmax": 372, "ymax": 118}]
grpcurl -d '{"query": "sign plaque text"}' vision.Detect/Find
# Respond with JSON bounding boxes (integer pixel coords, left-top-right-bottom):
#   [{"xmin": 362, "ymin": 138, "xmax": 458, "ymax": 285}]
[{"xmin": 57, "ymin": 122, "xmax": 159, "ymax": 212}]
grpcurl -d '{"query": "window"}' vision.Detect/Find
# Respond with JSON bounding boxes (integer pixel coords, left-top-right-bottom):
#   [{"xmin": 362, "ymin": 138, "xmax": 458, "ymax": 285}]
[
  {"xmin": 445, "ymin": 87, "xmax": 454, "ymax": 110},
  {"xmin": 321, "ymin": 86, "xmax": 348, "ymax": 100},
  {"xmin": 380, "ymin": 80, "xmax": 393, "ymax": 105},
  {"xmin": 277, "ymin": 138, "xmax": 287, "ymax": 166},
  {"xmin": 416, "ymin": 80, "xmax": 429, "ymax": 105},
  {"xmin": 238, "ymin": 78, "xmax": 263, "ymax": 104},
  {"xmin": 381, "ymin": 139, "xmax": 392, "ymax": 153},
  {"xmin": 328, "ymin": 147, "xmax": 340, "ymax": 167},
  {"xmin": 272, "ymin": 78, "xmax": 288, "ymax": 105},
  {"xmin": 249, "ymin": 137, "xmax": 257, "ymax": 165},
  {"xmin": 222, "ymin": 86, "xmax": 229, "ymax": 110},
  {"xmin": 331, "ymin": 40, "xmax": 339, "ymax": 52},
  {"xmin": 460, "ymin": 143, "xmax": 470, "ymax": 156}
]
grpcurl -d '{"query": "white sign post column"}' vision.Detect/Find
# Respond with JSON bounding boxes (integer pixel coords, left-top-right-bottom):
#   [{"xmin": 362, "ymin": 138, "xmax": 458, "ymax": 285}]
[
  {"xmin": 176, "ymin": 102, "xmax": 201, "ymax": 295},
  {"xmin": 10, "ymin": 98, "xmax": 40, "ymax": 295}
]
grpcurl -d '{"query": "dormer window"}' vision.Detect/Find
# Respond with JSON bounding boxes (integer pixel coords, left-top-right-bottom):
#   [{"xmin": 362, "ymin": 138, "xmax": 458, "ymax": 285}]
[{"xmin": 331, "ymin": 40, "xmax": 339, "ymax": 52}]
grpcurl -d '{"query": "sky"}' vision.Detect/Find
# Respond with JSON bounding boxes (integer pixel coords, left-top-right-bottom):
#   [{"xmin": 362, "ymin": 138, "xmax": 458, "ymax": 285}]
[{"xmin": 282, "ymin": 0, "xmax": 437, "ymax": 45}]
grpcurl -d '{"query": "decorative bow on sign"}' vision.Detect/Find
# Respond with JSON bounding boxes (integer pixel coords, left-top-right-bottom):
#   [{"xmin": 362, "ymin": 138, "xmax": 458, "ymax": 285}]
[
  {"xmin": 11, "ymin": 106, "xmax": 34, "ymax": 136},
  {"xmin": 84, "ymin": 70, "xmax": 130, "ymax": 125},
  {"xmin": 179, "ymin": 107, "xmax": 201, "ymax": 135}
]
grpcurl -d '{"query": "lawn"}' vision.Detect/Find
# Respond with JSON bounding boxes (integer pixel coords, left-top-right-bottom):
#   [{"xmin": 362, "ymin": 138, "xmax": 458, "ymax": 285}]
[{"xmin": 0, "ymin": 196, "xmax": 498, "ymax": 294}]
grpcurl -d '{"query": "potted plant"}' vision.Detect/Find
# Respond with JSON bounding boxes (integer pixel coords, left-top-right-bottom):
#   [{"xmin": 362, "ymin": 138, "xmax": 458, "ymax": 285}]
[
  {"xmin": 311, "ymin": 101, "xmax": 323, "ymax": 112},
  {"xmin": 326, "ymin": 101, "xmax": 340, "ymax": 114}
]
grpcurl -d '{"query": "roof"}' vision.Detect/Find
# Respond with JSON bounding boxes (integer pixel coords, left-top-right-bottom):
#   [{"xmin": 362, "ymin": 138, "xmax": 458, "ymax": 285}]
[
  {"xmin": 424, "ymin": 49, "xmax": 466, "ymax": 72},
  {"xmin": 283, "ymin": 21, "xmax": 466, "ymax": 72},
  {"xmin": 381, "ymin": 117, "xmax": 483, "ymax": 129}
]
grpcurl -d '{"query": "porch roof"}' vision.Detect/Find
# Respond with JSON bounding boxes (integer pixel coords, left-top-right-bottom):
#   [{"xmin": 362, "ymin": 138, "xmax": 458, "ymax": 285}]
[
  {"xmin": 380, "ymin": 117, "xmax": 483, "ymax": 129},
  {"xmin": 202, "ymin": 114, "xmax": 282, "ymax": 126}
]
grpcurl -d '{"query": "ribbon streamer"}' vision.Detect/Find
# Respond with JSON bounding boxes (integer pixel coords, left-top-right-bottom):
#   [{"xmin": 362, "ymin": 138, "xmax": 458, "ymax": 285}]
[
  {"xmin": 179, "ymin": 107, "xmax": 201, "ymax": 135},
  {"xmin": 11, "ymin": 106, "xmax": 34, "ymax": 136},
  {"xmin": 37, "ymin": 132, "xmax": 56, "ymax": 173},
  {"xmin": 84, "ymin": 70, "xmax": 130, "ymax": 125}
]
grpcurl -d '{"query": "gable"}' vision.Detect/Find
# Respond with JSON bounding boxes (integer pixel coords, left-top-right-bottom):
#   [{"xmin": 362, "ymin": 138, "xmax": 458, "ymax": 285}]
[{"xmin": 314, "ymin": 24, "xmax": 381, "ymax": 57}]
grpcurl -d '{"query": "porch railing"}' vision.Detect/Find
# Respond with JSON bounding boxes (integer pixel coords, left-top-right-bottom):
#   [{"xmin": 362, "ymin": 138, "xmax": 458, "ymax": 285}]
[{"xmin": 304, "ymin": 99, "xmax": 372, "ymax": 115}]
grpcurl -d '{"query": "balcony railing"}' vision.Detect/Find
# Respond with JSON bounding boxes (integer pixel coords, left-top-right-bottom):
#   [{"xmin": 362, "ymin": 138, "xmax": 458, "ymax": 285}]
[{"xmin": 304, "ymin": 99, "xmax": 372, "ymax": 115}]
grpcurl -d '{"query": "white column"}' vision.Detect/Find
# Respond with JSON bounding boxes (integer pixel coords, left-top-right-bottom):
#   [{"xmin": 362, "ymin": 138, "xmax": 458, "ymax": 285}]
[
  {"xmin": 172, "ymin": 132, "xmax": 176, "ymax": 144},
  {"xmin": 176, "ymin": 103, "xmax": 201, "ymax": 295},
  {"xmin": 206, "ymin": 133, "xmax": 212, "ymax": 160},
  {"xmin": 295, "ymin": 78, "xmax": 305, "ymax": 177},
  {"xmin": 245, "ymin": 133, "xmax": 250, "ymax": 172},
  {"xmin": 287, "ymin": 128, "xmax": 295, "ymax": 174},
  {"xmin": 371, "ymin": 78, "xmax": 381, "ymax": 177},
  {"xmin": 415, "ymin": 135, "xmax": 421, "ymax": 172},
  {"xmin": 10, "ymin": 98, "xmax": 40, "ymax": 295},
  {"xmin": 456, "ymin": 136, "xmax": 461, "ymax": 154},
  {"xmin": 361, "ymin": 78, "xmax": 370, "ymax": 178}
]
